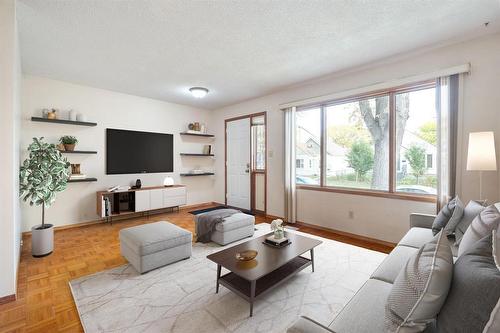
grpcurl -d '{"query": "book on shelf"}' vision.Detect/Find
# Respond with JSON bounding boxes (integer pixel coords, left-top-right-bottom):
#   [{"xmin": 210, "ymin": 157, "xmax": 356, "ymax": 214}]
[
  {"xmin": 203, "ymin": 145, "xmax": 212, "ymax": 155},
  {"xmin": 69, "ymin": 174, "xmax": 87, "ymax": 179},
  {"xmin": 103, "ymin": 197, "xmax": 110, "ymax": 217}
]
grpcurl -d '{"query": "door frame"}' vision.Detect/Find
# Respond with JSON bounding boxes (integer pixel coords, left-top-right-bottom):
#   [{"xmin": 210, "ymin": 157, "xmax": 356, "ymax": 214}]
[{"xmin": 225, "ymin": 112, "xmax": 267, "ymax": 214}]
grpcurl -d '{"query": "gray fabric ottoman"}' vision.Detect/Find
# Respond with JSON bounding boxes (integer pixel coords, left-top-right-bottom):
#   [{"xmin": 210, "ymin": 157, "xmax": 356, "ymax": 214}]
[
  {"xmin": 208, "ymin": 212, "xmax": 255, "ymax": 245},
  {"xmin": 119, "ymin": 221, "xmax": 192, "ymax": 274}
]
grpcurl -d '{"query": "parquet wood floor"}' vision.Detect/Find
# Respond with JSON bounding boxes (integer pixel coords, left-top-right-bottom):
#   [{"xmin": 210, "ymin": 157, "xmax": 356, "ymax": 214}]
[{"xmin": 0, "ymin": 204, "xmax": 392, "ymax": 333}]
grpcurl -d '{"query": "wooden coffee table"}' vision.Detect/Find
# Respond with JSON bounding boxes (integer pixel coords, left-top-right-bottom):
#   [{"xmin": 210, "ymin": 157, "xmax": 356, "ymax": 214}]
[{"xmin": 206, "ymin": 231, "xmax": 322, "ymax": 316}]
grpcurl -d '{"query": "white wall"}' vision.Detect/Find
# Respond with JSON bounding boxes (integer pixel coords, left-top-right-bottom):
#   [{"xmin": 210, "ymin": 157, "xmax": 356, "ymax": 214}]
[
  {"xmin": 212, "ymin": 33, "xmax": 500, "ymax": 243},
  {"xmin": 21, "ymin": 76, "xmax": 215, "ymax": 232},
  {"xmin": 0, "ymin": 0, "xmax": 22, "ymax": 299}
]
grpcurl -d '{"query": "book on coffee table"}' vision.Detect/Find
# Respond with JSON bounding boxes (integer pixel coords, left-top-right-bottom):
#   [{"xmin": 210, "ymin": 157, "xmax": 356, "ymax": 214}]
[
  {"xmin": 266, "ymin": 235, "xmax": 288, "ymax": 244},
  {"xmin": 264, "ymin": 235, "xmax": 291, "ymax": 247}
]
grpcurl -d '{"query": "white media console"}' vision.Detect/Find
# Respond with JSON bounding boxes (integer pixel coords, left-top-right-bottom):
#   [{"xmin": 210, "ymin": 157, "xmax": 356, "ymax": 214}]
[{"xmin": 96, "ymin": 185, "xmax": 187, "ymax": 219}]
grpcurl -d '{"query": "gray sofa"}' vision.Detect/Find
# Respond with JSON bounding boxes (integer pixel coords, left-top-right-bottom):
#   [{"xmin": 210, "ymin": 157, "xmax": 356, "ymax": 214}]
[{"xmin": 287, "ymin": 213, "xmax": 452, "ymax": 333}]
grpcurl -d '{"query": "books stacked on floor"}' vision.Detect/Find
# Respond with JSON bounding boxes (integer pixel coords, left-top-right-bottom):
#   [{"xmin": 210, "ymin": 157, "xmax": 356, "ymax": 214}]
[
  {"xmin": 69, "ymin": 173, "xmax": 87, "ymax": 180},
  {"xmin": 264, "ymin": 234, "xmax": 291, "ymax": 247}
]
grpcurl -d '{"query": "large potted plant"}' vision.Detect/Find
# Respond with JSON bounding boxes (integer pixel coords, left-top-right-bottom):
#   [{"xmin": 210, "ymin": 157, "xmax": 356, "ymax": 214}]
[{"xmin": 20, "ymin": 137, "xmax": 70, "ymax": 257}]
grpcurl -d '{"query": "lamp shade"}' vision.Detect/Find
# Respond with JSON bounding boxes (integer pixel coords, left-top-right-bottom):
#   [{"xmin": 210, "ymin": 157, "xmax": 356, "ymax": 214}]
[{"xmin": 466, "ymin": 132, "xmax": 497, "ymax": 171}]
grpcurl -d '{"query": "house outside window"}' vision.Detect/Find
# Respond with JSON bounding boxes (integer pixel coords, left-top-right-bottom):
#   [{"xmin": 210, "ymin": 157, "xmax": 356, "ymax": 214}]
[{"xmin": 426, "ymin": 154, "xmax": 433, "ymax": 169}]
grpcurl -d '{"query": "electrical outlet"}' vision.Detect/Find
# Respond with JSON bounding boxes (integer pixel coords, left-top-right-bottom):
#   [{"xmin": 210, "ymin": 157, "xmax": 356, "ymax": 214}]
[{"xmin": 348, "ymin": 211, "xmax": 354, "ymax": 219}]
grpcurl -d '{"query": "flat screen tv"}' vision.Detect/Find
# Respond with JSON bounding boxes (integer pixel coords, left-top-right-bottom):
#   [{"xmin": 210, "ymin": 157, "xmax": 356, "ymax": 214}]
[{"xmin": 106, "ymin": 128, "xmax": 173, "ymax": 174}]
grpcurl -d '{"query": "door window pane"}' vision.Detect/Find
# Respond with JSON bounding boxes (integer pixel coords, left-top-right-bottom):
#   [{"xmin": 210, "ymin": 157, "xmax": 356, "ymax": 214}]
[
  {"xmin": 252, "ymin": 123, "xmax": 265, "ymax": 170},
  {"xmin": 395, "ymin": 88, "xmax": 437, "ymax": 195},
  {"xmin": 325, "ymin": 96, "xmax": 389, "ymax": 190},
  {"xmin": 296, "ymin": 108, "xmax": 321, "ymax": 185}
]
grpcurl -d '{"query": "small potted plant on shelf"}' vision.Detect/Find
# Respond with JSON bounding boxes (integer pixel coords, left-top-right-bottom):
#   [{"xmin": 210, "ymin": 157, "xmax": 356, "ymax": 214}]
[
  {"xmin": 59, "ymin": 135, "xmax": 78, "ymax": 151},
  {"xmin": 20, "ymin": 137, "xmax": 70, "ymax": 257}
]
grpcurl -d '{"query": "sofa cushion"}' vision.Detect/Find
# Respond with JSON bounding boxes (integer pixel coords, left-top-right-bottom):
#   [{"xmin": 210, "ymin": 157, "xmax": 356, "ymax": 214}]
[
  {"xmin": 214, "ymin": 213, "xmax": 255, "ymax": 232},
  {"xmin": 432, "ymin": 196, "xmax": 464, "ymax": 236},
  {"xmin": 371, "ymin": 245, "xmax": 418, "ymax": 284},
  {"xmin": 436, "ymin": 234, "xmax": 500, "ymax": 333},
  {"xmin": 458, "ymin": 203, "xmax": 500, "ymax": 257},
  {"xmin": 385, "ymin": 231, "xmax": 453, "ymax": 332},
  {"xmin": 494, "ymin": 229, "xmax": 500, "ymax": 269},
  {"xmin": 398, "ymin": 227, "xmax": 435, "ymax": 249},
  {"xmin": 328, "ymin": 279, "xmax": 392, "ymax": 333},
  {"xmin": 483, "ymin": 230, "xmax": 500, "ymax": 333},
  {"xmin": 119, "ymin": 221, "xmax": 192, "ymax": 256},
  {"xmin": 454, "ymin": 200, "xmax": 486, "ymax": 245},
  {"xmin": 484, "ymin": 298, "xmax": 500, "ymax": 333}
]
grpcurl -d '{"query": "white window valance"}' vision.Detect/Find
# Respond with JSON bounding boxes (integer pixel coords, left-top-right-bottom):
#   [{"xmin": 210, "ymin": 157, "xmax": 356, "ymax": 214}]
[{"xmin": 280, "ymin": 64, "xmax": 470, "ymax": 110}]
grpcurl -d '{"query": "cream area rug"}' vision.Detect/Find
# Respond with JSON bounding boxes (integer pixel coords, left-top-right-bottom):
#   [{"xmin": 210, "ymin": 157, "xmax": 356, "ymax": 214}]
[{"xmin": 69, "ymin": 224, "xmax": 386, "ymax": 333}]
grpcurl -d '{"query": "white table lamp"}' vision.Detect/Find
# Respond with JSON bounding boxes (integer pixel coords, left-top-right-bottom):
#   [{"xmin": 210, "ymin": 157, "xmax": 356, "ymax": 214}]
[{"xmin": 466, "ymin": 131, "xmax": 497, "ymax": 200}]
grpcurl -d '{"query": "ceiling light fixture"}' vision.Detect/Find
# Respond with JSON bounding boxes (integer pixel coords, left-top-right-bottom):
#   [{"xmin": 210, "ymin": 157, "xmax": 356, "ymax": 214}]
[{"xmin": 189, "ymin": 87, "xmax": 209, "ymax": 98}]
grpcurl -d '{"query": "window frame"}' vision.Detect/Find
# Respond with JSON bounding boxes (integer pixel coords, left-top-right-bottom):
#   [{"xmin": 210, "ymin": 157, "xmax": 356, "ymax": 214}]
[{"xmin": 296, "ymin": 80, "xmax": 437, "ymax": 203}]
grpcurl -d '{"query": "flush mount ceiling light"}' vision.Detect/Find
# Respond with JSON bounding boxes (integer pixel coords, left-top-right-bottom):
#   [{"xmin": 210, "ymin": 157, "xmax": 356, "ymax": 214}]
[{"xmin": 189, "ymin": 87, "xmax": 209, "ymax": 98}]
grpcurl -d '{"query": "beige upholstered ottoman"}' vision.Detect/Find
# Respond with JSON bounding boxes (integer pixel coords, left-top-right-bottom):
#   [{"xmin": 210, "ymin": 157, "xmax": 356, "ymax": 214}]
[{"xmin": 119, "ymin": 221, "xmax": 192, "ymax": 273}]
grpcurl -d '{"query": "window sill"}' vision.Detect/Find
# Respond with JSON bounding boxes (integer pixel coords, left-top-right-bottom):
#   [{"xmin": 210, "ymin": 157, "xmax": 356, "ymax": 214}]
[{"xmin": 296, "ymin": 185, "xmax": 437, "ymax": 203}]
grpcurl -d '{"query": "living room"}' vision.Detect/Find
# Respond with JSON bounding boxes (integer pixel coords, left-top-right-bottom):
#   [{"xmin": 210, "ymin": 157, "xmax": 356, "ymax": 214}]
[{"xmin": 1, "ymin": 1, "xmax": 500, "ymax": 332}]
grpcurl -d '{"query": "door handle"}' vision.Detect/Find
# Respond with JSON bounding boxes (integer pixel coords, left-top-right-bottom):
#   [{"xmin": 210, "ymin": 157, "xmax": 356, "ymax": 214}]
[{"xmin": 245, "ymin": 169, "xmax": 250, "ymax": 173}]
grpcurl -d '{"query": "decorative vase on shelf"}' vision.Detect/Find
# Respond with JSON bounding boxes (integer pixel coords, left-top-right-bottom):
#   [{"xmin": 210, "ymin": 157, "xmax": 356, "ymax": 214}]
[
  {"xmin": 71, "ymin": 164, "xmax": 81, "ymax": 175},
  {"xmin": 69, "ymin": 110, "xmax": 77, "ymax": 121},
  {"xmin": 76, "ymin": 113, "xmax": 87, "ymax": 122},
  {"xmin": 47, "ymin": 109, "xmax": 57, "ymax": 119}
]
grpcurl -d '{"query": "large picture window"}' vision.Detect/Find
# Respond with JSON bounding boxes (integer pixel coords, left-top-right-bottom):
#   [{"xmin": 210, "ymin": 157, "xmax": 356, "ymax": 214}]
[{"xmin": 295, "ymin": 82, "xmax": 437, "ymax": 200}]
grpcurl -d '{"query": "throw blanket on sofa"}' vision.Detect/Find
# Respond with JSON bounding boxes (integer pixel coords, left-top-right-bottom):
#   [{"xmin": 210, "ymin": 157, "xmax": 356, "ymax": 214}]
[{"xmin": 195, "ymin": 209, "xmax": 241, "ymax": 243}]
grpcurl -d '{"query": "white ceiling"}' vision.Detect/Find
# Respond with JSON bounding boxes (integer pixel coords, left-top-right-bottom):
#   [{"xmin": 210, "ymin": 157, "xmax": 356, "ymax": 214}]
[{"xmin": 17, "ymin": 0, "xmax": 500, "ymax": 110}]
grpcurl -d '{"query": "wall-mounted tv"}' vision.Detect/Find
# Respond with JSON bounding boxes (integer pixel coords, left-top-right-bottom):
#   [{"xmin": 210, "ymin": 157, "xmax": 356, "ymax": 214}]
[{"xmin": 106, "ymin": 128, "xmax": 173, "ymax": 174}]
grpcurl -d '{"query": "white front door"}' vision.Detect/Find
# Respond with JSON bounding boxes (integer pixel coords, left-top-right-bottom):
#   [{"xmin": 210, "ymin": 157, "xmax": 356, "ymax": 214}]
[{"xmin": 226, "ymin": 117, "xmax": 251, "ymax": 210}]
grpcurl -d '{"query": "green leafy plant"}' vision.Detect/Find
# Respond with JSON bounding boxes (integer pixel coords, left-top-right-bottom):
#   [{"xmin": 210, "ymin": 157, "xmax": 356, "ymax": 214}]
[
  {"xmin": 418, "ymin": 121, "xmax": 437, "ymax": 146},
  {"xmin": 20, "ymin": 137, "xmax": 70, "ymax": 229},
  {"xmin": 405, "ymin": 144, "xmax": 427, "ymax": 184},
  {"xmin": 59, "ymin": 135, "xmax": 78, "ymax": 145},
  {"xmin": 346, "ymin": 140, "xmax": 374, "ymax": 182}
]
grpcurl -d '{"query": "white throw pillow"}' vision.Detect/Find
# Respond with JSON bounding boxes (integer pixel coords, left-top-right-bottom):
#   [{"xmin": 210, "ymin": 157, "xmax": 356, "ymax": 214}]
[{"xmin": 385, "ymin": 231, "xmax": 453, "ymax": 332}]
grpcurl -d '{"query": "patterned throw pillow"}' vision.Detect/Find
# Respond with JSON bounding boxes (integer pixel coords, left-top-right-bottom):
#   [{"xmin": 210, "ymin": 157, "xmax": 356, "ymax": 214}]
[
  {"xmin": 385, "ymin": 231, "xmax": 453, "ymax": 332},
  {"xmin": 432, "ymin": 196, "xmax": 464, "ymax": 236},
  {"xmin": 458, "ymin": 204, "xmax": 500, "ymax": 257},
  {"xmin": 452, "ymin": 200, "xmax": 486, "ymax": 244}
]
